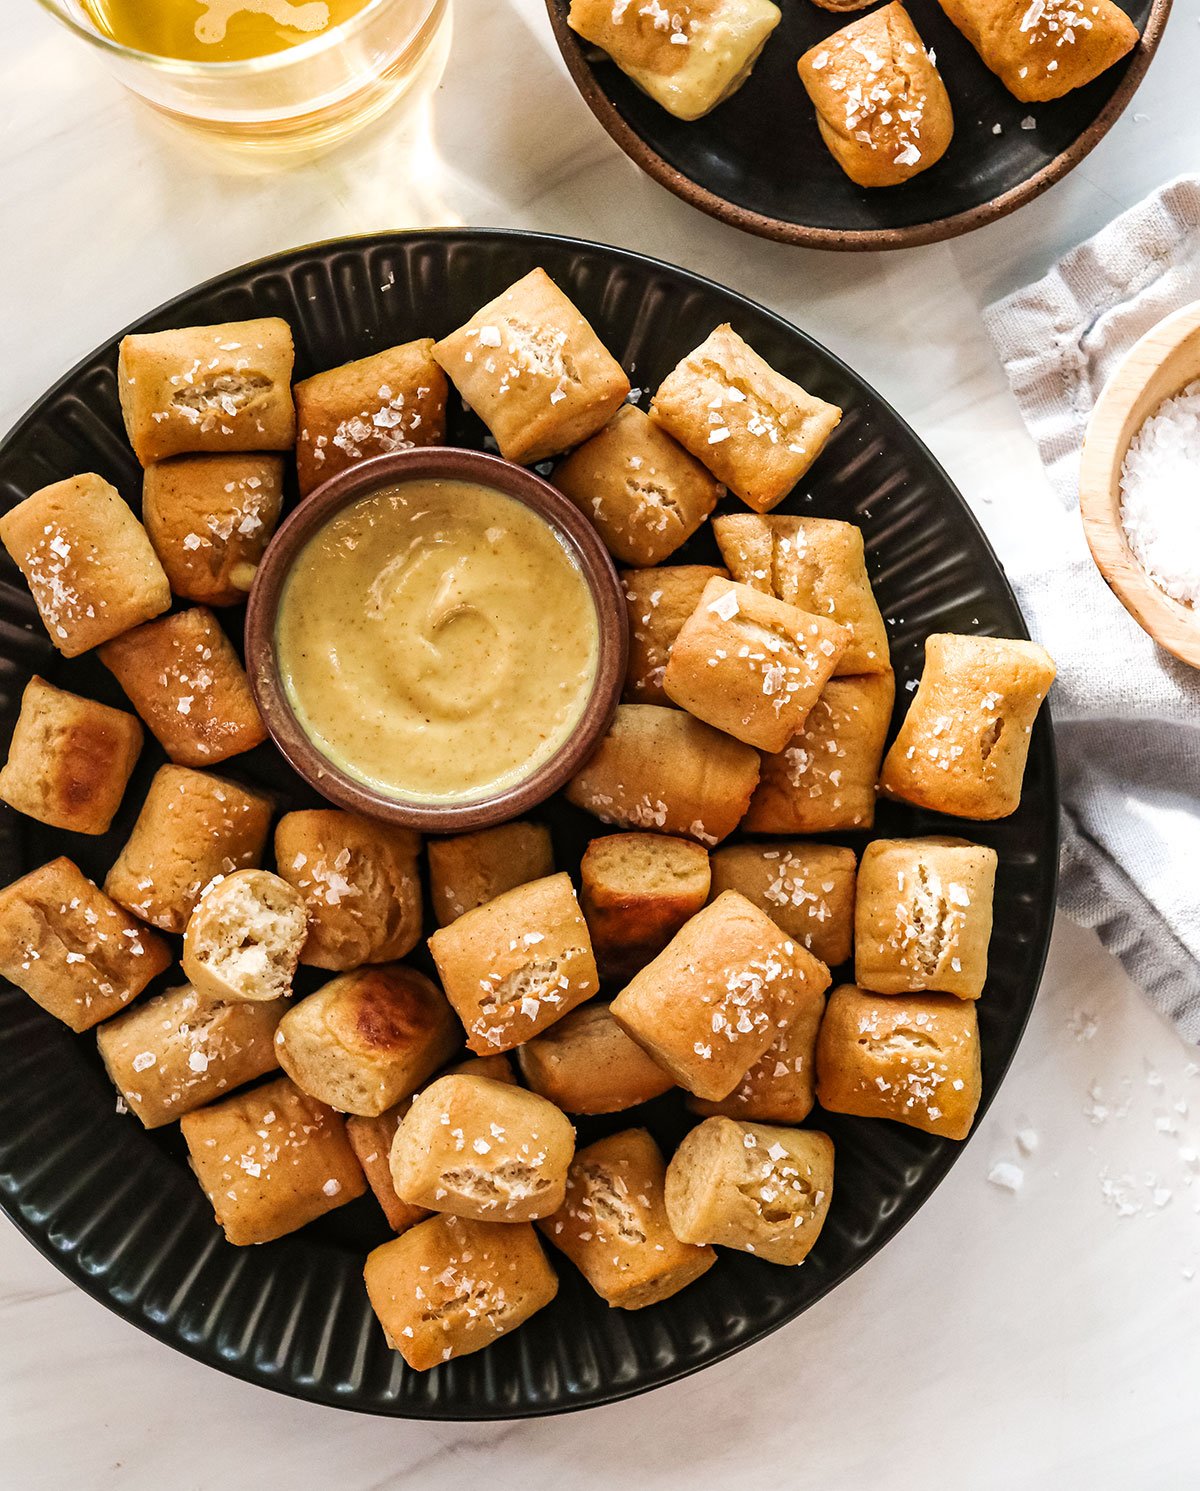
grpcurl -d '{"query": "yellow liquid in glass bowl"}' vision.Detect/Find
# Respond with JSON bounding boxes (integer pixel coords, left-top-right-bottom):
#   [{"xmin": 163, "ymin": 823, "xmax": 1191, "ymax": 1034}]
[{"xmin": 80, "ymin": 0, "xmax": 375, "ymax": 62}]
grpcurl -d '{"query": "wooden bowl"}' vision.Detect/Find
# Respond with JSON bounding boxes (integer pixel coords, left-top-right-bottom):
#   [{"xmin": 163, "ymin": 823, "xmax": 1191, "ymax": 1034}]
[
  {"xmin": 1079, "ymin": 299, "xmax": 1200, "ymax": 670},
  {"xmin": 245, "ymin": 446, "xmax": 628, "ymax": 831}
]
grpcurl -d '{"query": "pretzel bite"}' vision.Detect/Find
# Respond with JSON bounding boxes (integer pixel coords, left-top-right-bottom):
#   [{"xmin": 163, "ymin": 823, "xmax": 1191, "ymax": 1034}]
[
  {"xmin": 566, "ymin": 704, "xmax": 760, "ymax": 847},
  {"xmin": 345, "ymin": 1056, "xmax": 518, "ymax": 1233},
  {"xmin": 0, "ymin": 473, "xmax": 169, "ymax": 656},
  {"xmin": 97, "ymin": 982, "xmax": 284, "ymax": 1128},
  {"xmin": 345, "ymin": 1105, "xmax": 431, "ymax": 1235},
  {"xmin": 432, "ymin": 269, "xmax": 630, "ymax": 464},
  {"xmin": 579, "ymin": 832, "xmax": 711, "ymax": 981},
  {"xmin": 427, "ymin": 872, "xmax": 599, "ymax": 1054},
  {"xmin": 539, "ymin": 1129, "xmax": 716, "ymax": 1307},
  {"xmin": 688, "ymin": 961, "xmax": 828, "ymax": 1123},
  {"xmin": 855, "ymin": 837, "xmax": 997, "ymax": 999},
  {"xmin": 274, "ymin": 810, "xmax": 422, "ymax": 970},
  {"xmin": 743, "ymin": 672, "xmax": 894, "ymax": 833},
  {"xmin": 712, "ymin": 513, "xmax": 888, "ymax": 675},
  {"xmin": 447, "ymin": 1054, "xmax": 519, "ymax": 1084},
  {"xmin": 0, "ymin": 676, "xmax": 142, "ymax": 835},
  {"xmin": 180, "ymin": 1074, "xmax": 365, "ymax": 1245},
  {"xmin": 710, "ymin": 841, "xmax": 856, "ymax": 967},
  {"xmin": 665, "ymin": 1118, "xmax": 834, "ymax": 1264},
  {"xmin": 650, "ymin": 325, "xmax": 841, "ymax": 513},
  {"xmin": 104, "ymin": 766, "xmax": 272, "ymax": 934},
  {"xmin": 936, "ymin": 0, "xmax": 1137, "ymax": 102},
  {"xmin": 182, "ymin": 869, "xmax": 307, "ymax": 1005},
  {"xmin": 609, "ymin": 891, "xmax": 802, "ymax": 1102},
  {"xmin": 274, "ymin": 965, "xmax": 461, "ymax": 1117},
  {"xmin": 426, "ymin": 820, "xmax": 554, "ymax": 928},
  {"xmin": 99, "ymin": 607, "xmax": 267, "ymax": 768},
  {"xmin": 390, "ymin": 1074, "xmax": 576, "ymax": 1221},
  {"xmin": 621, "ymin": 564, "xmax": 728, "ymax": 705},
  {"xmin": 517, "ymin": 1003, "xmax": 675, "ymax": 1114},
  {"xmin": 815, "ymin": 983, "xmax": 982, "ymax": 1139},
  {"xmin": 117, "ymin": 317, "xmax": 295, "ymax": 465},
  {"xmin": 567, "ymin": 0, "xmax": 781, "ymax": 120},
  {"xmin": 364, "ymin": 1214, "xmax": 557, "ymax": 1370},
  {"xmin": 141, "ymin": 454, "xmax": 284, "ymax": 605},
  {"xmin": 0, "ymin": 858, "xmax": 171, "ymax": 1031},
  {"xmin": 663, "ymin": 577, "xmax": 849, "ymax": 752},
  {"xmin": 798, "ymin": 4, "xmax": 953, "ymax": 188},
  {"xmin": 554, "ymin": 406, "xmax": 723, "ymax": 566},
  {"xmin": 878, "ymin": 634, "xmax": 1055, "ymax": 819},
  {"xmin": 294, "ymin": 339, "xmax": 449, "ymax": 496}
]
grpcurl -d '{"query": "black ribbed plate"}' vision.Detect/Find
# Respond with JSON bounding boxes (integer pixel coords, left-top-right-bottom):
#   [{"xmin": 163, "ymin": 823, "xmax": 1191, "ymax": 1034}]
[{"xmin": 0, "ymin": 231, "xmax": 1057, "ymax": 1418}]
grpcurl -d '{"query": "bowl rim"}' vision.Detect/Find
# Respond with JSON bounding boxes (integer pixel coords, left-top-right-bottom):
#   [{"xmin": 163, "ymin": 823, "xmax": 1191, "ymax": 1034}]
[
  {"xmin": 245, "ymin": 445, "xmax": 629, "ymax": 830},
  {"xmin": 1079, "ymin": 297, "xmax": 1200, "ymax": 671},
  {"xmin": 542, "ymin": 0, "xmax": 1174, "ymax": 252}
]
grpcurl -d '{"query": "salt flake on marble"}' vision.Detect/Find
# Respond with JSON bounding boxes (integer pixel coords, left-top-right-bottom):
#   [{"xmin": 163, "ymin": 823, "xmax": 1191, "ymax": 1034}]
[
  {"xmin": 1069, "ymin": 1008, "xmax": 1098, "ymax": 1041},
  {"xmin": 987, "ymin": 1160, "xmax": 1023, "ymax": 1193}
]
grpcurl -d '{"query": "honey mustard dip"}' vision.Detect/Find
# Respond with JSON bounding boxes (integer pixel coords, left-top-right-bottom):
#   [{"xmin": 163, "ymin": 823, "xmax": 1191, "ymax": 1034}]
[{"xmin": 276, "ymin": 478, "xmax": 600, "ymax": 802}]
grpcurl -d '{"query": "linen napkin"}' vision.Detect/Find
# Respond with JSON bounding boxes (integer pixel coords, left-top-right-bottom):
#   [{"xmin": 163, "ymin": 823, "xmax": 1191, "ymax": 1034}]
[{"xmin": 984, "ymin": 175, "xmax": 1200, "ymax": 1043}]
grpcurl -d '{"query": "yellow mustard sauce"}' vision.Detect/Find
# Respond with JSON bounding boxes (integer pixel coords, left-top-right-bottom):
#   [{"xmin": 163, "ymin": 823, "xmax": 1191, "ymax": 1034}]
[{"xmin": 276, "ymin": 479, "xmax": 600, "ymax": 803}]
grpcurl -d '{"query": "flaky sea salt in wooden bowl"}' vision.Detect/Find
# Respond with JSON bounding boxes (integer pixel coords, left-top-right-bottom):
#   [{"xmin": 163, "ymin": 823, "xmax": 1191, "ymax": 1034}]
[
  {"xmin": 1120, "ymin": 379, "xmax": 1200, "ymax": 609},
  {"xmin": 1080, "ymin": 300, "xmax": 1200, "ymax": 670}
]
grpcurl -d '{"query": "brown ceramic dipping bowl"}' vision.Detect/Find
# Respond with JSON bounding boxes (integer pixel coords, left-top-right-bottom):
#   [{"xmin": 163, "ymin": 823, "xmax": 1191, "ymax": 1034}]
[{"xmin": 245, "ymin": 446, "xmax": 628, "ymax": 831}]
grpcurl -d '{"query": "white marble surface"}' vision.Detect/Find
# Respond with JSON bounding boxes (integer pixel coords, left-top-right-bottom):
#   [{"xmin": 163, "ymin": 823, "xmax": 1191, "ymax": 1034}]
[{"xmin": 3, "ymin": 1, "xmax": 1200, "ymax": 1484}]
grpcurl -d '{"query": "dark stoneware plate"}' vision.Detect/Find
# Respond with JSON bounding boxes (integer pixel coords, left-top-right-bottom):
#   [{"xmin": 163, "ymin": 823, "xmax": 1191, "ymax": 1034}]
[
  {"xmin": 0, "ymin": 230, "xmax": 1057, "ymax": 1417},
  {"xmin": 545, "ymin": 0, "xmax": 1171, "ymax": 248}
]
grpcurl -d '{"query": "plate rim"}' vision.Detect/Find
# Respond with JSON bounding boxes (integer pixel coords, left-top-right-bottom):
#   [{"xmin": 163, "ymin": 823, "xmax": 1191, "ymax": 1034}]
[
  {"xmin": 0, "ymin": 227, "xmax": 1060, "ymax": 1417},
  {"xmin": 543, "ymin": 0, "xmax": 1174, "ymax": 251}
]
